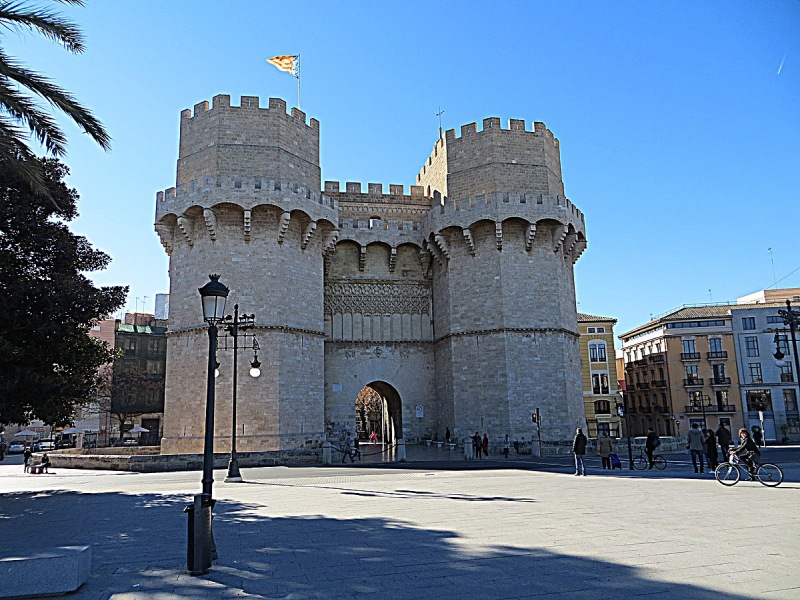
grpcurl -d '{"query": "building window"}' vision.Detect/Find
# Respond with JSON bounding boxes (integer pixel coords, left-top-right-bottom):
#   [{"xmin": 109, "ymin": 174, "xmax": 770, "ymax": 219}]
[
  {"xmin": 744, "ymin": 336, "xmax": 759, "ymax": 357},
  {"xmin": 745, "ymin": 389, "xmax": 772, "ymax": 412},
  {"xmin": 742, "ymin": 317, "xmax": 756, "ymax": 330},
  {"xmin": 589, "ymin": 342, "xmax": 607, "ymax": 362},
  {"xmin": 368, "ymin": 217, "xmax": 382, "ymax": 229},
  {"xmin": 688, "ymin": 390, "xmax": 704, "ymax": 406},
  {"xmin": 709, "ymin": 337, "xmax": 723, "ymax": 353},
  {"xmin": 596, "ymin": 327, "xmax": 605, "ymax": 333},
  {"xmin": 712, "ymin": 363, "xmax": 727, "ymax": 381},
  {"xmin": 592, "ymin": 372, "xmax": 610, "ymax": 394},
  {"xmin": 682, "ymin": 339, "xmax": 696, "ymax": 354},
  {"xmin": 784, "ymin": 389, "xmax": 798, "ymax": 413},
  {"xmin": 146, "ymin": 360, "xmax": 164, "ymax": 375},
  {"xmin": 748, "ymin": 362, "xmax": 763, "ymax": 384},
  {"xmin": 780, "ymin": 363, "xmax": 794, "ymax": 383},
  {"xmin": 126, "ymin": 338, "xmax": 136, "ymax": 351},
  {"xmin": 767, "ymin": 316, "xmax": 782, "ymax": 324},
  {"xmin": 597, "ymin": 422, "xmax": 611, "ymax": 436},
  {"xmin": 715, "ymin": 390, "xmax": 729, "ymax": 408},
  {"xmin": 685, "ymin": 364, "xmax": 699, "ymax": 383},
  {"xmin": 594, "ymin": 400, "xmax": 611, "ymax": 414},
  {"xmin": 587, "ymin": 327, "xmax": 596, "ymax": 333},
  {"xmin": 776, "ymin": 335, "xmax": 791, "ymax": 356}
]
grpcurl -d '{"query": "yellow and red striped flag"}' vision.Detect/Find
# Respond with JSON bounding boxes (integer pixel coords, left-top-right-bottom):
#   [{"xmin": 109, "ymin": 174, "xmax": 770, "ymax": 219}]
[{"xmin": 266, "ymin": 55, "xmax": 299, "ymax": 78}]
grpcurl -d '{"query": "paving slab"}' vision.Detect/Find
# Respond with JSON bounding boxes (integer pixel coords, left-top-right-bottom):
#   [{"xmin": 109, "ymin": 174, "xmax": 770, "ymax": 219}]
[{"xmin": 0, "ymin": 449, "xmax": 798, "ymax": 599}]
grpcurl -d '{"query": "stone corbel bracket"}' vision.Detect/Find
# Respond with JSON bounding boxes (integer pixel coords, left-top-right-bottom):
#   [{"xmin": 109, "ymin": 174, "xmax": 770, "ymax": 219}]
[{"xmin": 277, "ymin": 211, "xmax": 291, "ymax": 244}]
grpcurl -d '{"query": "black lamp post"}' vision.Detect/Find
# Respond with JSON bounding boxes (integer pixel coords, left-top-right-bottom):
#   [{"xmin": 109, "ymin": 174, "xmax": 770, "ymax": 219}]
[
  {"xmin": 775, "ymin": 300, "xmax": 800, "ymax": 388},
  {"xmin": 198, "ymin": 274, "xmax": 229, "ymax": 497},
  {"xmin": 222, "ymin": 304, "xmax": 257, "ymax": 483},
  {"xmin": 617, "ymin": 389, "xmax": 635, "ymax": 470}
]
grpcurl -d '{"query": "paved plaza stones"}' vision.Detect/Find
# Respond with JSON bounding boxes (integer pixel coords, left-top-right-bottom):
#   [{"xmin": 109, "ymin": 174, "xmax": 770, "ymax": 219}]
[{"xmin": 1, "ymin": 449, "xmax": 799, "ymax": 599}]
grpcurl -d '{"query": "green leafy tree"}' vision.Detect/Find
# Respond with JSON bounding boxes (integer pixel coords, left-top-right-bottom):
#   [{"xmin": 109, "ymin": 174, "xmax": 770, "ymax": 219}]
[
  {"xmin": 0, "ymin": 157, "xmax": 126, "ymax": 425},
  {"xmin": 0, "ymin": 0, "xmax": 110, "ymax": 204}
]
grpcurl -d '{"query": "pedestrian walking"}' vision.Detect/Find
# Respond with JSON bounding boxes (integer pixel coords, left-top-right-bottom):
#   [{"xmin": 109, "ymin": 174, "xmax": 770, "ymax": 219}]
[
  {"xmin": 704, "ymin": 428, "xmax": 718, "ymax": 470},
  {"xmin": 22, "ymin": 445, "xmax": 32, "ymax": 472},
  {"xmin": 645, "ymin": 427, "xmax": 660, "ymax": 469},
  {"xmin": 687, "ymin": 423, "xmax": 705, "ymax": 473},
  {"xmin": 482, "ymin": 433, "xmax": 489, "ymax": 458},
  {"xmin": 473, "ymin": 432, "xmax": 482, "ymax": 459},
  {"xmin": 445, "ymin": 427, "xmax": 451, "ymax": 444},
  {"xmin": 352, "ymin": 436, "xmax": 361, "ymax": 461},
  {"xmin": 597, "ymin": 433, "xmax": 613, "ymax": 469},
  {"xmin": 752, "ymin": 426, "xmax": 764, "ymax": 447},
  {"xmin": 573, "ymin": 428, "xmax": 587, "ymax": 476},
  {"xmin": 342, "ymin": 433, "xmax": 355, "ymax": 463},
  {"xmin": 716, "ymin": 422, "xmax": 732, "ymax": 456},
  {"xmin": 503, "ymin": 434, "xmax": 510, "ymax": 458}
]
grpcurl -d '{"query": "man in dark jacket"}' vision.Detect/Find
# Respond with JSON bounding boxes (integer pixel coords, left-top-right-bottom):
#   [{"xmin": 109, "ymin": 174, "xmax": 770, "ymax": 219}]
[
  {"xmin": 716, "ymin": 423, "xmax": 732, "ymax": 456},
  {"xmin": 572, "ymin": 428, "xmax": 588, "ymax": 476}
]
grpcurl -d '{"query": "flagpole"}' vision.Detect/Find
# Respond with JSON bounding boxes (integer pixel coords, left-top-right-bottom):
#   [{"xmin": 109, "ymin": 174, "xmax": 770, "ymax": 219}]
[{"xmin": 297, "ymin": 54, "xmax": 301, "ymax": 110}]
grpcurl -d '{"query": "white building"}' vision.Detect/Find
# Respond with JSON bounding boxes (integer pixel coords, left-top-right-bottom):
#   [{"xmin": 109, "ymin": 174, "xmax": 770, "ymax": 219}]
[{"xmin": 730, "ymin": 290, "xmax": 800, "ymax": 442}]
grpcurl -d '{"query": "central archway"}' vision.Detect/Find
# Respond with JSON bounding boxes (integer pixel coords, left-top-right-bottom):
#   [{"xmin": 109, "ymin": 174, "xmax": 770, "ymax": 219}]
[{"xmin": 354, "ymin": 381, "xmax": 403, "ymax": 443}]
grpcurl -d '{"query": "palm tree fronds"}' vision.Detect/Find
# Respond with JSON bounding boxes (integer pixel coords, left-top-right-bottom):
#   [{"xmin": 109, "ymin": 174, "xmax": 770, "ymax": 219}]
[
  {"xmin": 0, "ymin": 49, "xmax": 110, "ymax": 151},
  {"xmin": 0, "ymin": 1, "xmax": 85, "ymax": 53}
]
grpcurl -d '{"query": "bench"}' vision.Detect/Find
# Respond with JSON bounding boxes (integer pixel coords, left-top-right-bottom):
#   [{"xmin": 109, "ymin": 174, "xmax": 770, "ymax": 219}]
[{"xmin": 0, "ymin": 546, "xmax": 90, "ymax": 598}]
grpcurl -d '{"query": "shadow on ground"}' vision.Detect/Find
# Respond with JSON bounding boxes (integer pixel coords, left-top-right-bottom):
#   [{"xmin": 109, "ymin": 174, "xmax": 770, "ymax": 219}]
[{"xmin": 0, "ymin": 490, "xmax": 764, "ymax": 599}]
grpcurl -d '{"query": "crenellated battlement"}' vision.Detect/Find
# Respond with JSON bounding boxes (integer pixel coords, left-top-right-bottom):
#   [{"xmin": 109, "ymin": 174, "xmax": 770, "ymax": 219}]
[
  {"xmin": 180, "ymin": 94, "xmax": 319, "ymax": 130},
  {"xmin": 323, "ymin": 181, "xmax": 426, "ymax": 200},
  {"xmin": 157, "ymin": 175, "xmax": 332, "ymax": 205},
  {"xmin": 440, "ymin": 117, "xmax": 555, "ymax": 143},
  {"xmin": 434, "ymin": 191, "xmax": 583, "ymax": 223}
]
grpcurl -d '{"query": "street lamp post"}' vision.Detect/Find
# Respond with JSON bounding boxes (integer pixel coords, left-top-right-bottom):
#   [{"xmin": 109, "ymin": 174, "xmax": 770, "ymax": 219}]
[
  {"xmin": 776, "ymin": 300, "xmax": 800, "ymax": 388},
  {"xmin": 617, "ymin": 390, "xmax": 635, "ymax": 470},
  {"xmin": 191, "ymin": 274, "xmax": 229, "ymax": 575},
  {"xmin": 198, "ymin": 275, "xmax": 229, "ymax": 497},
  {"xmin": 222, "ymin": 304, "xmax": 257, "ymax": 483}
]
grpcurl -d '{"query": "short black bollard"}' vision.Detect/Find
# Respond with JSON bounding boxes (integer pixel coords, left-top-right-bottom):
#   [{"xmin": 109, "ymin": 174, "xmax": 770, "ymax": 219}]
[{"xmin": 185, "ymin": 493, "xmax": 212, "ymax": 575}]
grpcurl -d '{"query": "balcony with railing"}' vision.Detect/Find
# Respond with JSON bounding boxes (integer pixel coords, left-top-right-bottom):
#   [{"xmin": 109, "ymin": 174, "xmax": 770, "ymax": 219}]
[
  {"xmin": 685, "ymin": 404, "xmax": 736, "ymax": 414},
  {"xmin": 681, "ymin": 352, "xmax": 701, "ymax": 361},
  {"xmin": 653, "ymin": 405, "xmax": 670, "ymax": 414},
  {"xmin": 683, "ymin": 378, "xmax": 704, "ymax": 387},
  {"xmin": 710, "ymin": 377, "xmax": 731, "ymax": 386},
  {"xmin": 707, "ymin": 351, "xmax": 728, "ymax": 359},
  {"xmin": 639, "ymin": 405, "xmax": 652, "ymax": 413},
  {"xmin": 652, "ymin": 379, "xmax": 667, "ymax": 388},
  {"xmin": 637, "ymin": 382, "xmax": 650, "ymax": 390},
  {"xmin": 649, "ymin": 354, "xmax": 665, "ymax": 364}
]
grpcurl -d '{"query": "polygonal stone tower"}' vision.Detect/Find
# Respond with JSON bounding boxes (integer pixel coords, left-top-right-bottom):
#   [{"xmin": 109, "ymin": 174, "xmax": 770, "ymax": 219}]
[
  {"xmin": 155, "ymin": 95, "xmax": 588, "ymax": 455},
  {"xmin": 417, "ymin": 118, "xmax": 587, "ymax": 442},
  {"xmin": 155, "ymin": 95, "xmax": 337, "ymax": 453}
]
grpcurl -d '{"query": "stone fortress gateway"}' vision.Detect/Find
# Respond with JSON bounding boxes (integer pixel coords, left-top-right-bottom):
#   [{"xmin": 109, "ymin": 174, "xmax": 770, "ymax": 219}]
[{"xmin": 155, "ymin": 94, "xmax": 588, "ymax": 454}]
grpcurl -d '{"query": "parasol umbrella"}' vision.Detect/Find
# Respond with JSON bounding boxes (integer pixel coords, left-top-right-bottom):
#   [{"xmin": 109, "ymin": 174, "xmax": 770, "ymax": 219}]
[
  {"xmin": 59, "ymin": 427, "xmax": 81, "ymax": 435},
  {"xmin": 15, "ymin": 430, "xmax": 38, "ymax": 437},
  {"xmin": 129, "ymin": 426, "xmax": 149, "ymax": 433}
]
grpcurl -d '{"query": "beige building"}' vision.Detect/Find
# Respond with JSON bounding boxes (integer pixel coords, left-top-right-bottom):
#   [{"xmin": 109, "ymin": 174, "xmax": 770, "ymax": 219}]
[
  {"xmin": 620, "ymin": 306, "xmax": 744, "ymax": 437},
  {"xmin": 577, "ymin": 314, "xmax": 620, "ymax": 437}
]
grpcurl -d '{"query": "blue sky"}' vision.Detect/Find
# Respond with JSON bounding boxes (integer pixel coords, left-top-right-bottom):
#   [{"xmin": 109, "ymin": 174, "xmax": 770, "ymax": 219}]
[{"xmin": 8, "ymin": 0, "xmax": 799, "ymax": 342}]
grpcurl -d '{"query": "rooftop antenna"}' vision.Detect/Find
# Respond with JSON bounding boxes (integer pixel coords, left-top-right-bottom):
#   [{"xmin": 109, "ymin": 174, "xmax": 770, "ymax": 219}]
[
  {"xmin": 143, "ymin": 296, "xmax": 149, "ymax": 313},
  {"xmin": 436, "ymin": 107, "xmax": 445, "ymax": 140},
  {"xmin": 768, "ymin": 247, "xmax": 777, "ymax": 288},
  {"xmin": 709, "ymin": 289, "xmax": 713, "ymax": 303}
]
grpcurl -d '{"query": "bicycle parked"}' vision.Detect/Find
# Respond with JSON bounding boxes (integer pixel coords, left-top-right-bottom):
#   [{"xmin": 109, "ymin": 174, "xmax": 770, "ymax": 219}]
[
  {"xmin": 714, "ymin": 454, "xmax": 783, "ymax": 487},
  {"xmin": 633, "ymin": 451, "xmax": 666, "ymax": 470}
]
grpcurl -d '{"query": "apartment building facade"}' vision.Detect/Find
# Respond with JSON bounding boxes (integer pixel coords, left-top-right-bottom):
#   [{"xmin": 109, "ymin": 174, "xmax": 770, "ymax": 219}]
[
  {"xmin": 620, "ymin": 306, "xmax": 743, "ymax": 437},
  {"xmin": 730, "ymin": 299, "xmax": 800, "ymax": 442},
  {"xmin": 578, "ymin": 314, "xmax": 620, "ymax": 437}
]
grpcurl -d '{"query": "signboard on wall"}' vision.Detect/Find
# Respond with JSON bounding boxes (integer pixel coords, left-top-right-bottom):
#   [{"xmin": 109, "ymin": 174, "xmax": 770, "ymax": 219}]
[{"xmin": 415, "ymin": 405, "xmax": 424, "ymax": 418}]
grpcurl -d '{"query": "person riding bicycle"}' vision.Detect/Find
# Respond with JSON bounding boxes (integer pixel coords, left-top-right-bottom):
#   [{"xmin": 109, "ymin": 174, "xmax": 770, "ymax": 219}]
[
  {"xmin": 730, "ymin": 428, "xmax": 761, "ymax": 478},
  {"xmin": 645, "ymin": 427, "xmax": 660, "ymax": 470}
]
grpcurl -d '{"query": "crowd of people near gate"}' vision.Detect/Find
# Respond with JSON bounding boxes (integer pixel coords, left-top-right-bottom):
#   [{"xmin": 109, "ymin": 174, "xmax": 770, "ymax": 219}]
[{"xmin": 572, "ymin": 422, "xmax": 767, "ymax": 477}]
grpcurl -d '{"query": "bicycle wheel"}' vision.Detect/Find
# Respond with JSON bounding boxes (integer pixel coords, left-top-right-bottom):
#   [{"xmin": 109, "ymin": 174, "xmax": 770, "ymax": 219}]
[
  {"xmin": 653, "ymin": 455, "xmax": 667, "ymax": 470},
  {"xmin": 756, "ymin": 463, "xmax": 783, "ymax": 487},
  {"xmin": 715, "ymin": 463, "xmax": 740, "ymax": 486},
  {"xmin": 633, "ymin": 454, "xmax": 648, "ymax": 470}
]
